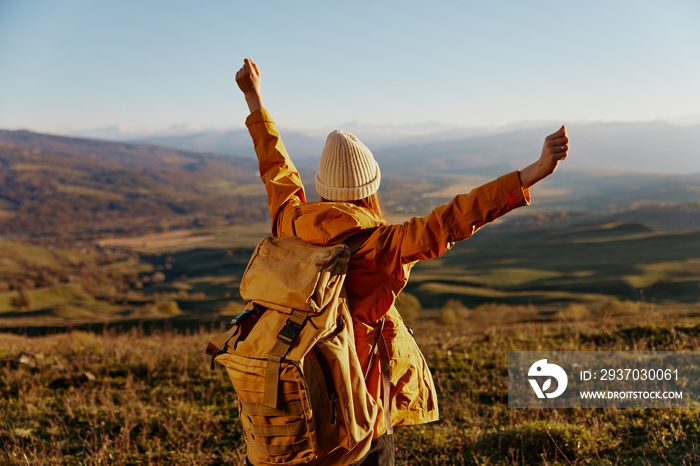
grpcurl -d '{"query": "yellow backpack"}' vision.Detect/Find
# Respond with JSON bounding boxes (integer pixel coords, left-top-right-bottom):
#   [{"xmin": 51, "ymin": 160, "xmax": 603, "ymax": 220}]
[{"xmin": 206, "ymin": 235, "xmax": 388, "ymax": 465}]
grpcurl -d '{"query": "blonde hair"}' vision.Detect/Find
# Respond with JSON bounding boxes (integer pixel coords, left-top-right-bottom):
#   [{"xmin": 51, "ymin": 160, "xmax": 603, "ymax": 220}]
[{"xmin": 322, "ymin": 192, "xmax": 385, "ymax": 221}]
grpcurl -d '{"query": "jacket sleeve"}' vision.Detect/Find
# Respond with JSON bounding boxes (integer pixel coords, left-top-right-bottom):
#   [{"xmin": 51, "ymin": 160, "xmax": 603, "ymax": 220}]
[
  {"xmin": 395, "ymin": 170, "xmax": 530, "ymax": 263},
  {"xmin": 246, "ymin": 108, "xmax": 306, "ymax": 236}
]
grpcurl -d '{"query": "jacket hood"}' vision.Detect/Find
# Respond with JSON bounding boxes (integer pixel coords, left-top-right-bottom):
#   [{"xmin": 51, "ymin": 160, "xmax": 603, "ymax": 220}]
[{"xmin": 290, "ymin": 201, "xmax": 387, "ymax": 246}]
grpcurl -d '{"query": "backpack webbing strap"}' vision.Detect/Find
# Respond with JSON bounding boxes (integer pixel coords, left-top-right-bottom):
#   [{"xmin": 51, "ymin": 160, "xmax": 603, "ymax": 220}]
[
  {"xmin": 206, "ymin": 306, "xmax": 257, "ymax": 362},
  {"xmin": 363, "ymin": 317, "xmax": 386, "ymax": 382},
  {"xmin": 240, "ymin": 400, "xmax": 304, "ymax": 417},
  {"xmin": 243, "ymin": 418, "xmax": 308, "ymax": 437},
  {"xmin": 377, "ymin": 329, "xmax": 393, "ymax": 435},
  {"xmin": 206, "ymin": 324, "xmax": 238, "ymax": 357},
  {"xmin": 264, "ymin": 310, "xmax": 307, "ymax": 409},
  {"xmin": 362, "ymin": 317, "xmax": 393, "ymax": 436},
  {"xmin": 247, "ymin": 436, "xmax": 312, "ymax": 457},
  {"xmin": 344, "ymin": 229, "xmax": 375, "ymax": 255}
]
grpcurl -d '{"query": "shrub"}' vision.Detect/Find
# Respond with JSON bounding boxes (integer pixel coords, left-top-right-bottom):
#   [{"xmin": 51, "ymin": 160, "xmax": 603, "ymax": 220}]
[
  {"xmin": 11, "ymin": 287, "xmax": 33, "ymax": 310},
  {"xmin": 556, "ymin": 303, "xmax": 592, "ymax": 321},
  {"xmin": 395, "ymin": 292, "xmax": 422, "ymax": 326},
  {"xmin": 600, "ymin": 299, "xmax": 640, "ymax": 317},
  {"xmin": 471, "ymin": 303, "xmax": 540, "ymax": 325},
  {"xmin": 150, "ymin": 299, "xmax": 181, "ymax": 315},
  {"xmin": 439, "ymin": 299, "xmax": 468, "ymax": 326}
]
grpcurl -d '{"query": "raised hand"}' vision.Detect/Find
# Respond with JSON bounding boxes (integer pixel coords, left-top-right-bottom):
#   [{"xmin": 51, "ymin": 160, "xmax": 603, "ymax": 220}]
[
  {"xmin": 519, "ymin": 125, "xmax": 569, "ymax": 189},
  {"xmin": 236, "ymin": 58, "xmax": 264, "ymax": 113},
  {"xmin": 539, "ymin": 126, "xmax": 569, "ymax": 176}
]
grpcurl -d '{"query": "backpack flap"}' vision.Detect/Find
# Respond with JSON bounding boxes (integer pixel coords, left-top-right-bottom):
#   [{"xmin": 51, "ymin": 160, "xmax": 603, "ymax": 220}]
[{"xmin": 240, "ymin": 236, "xmax": 350, "ymax": 315}]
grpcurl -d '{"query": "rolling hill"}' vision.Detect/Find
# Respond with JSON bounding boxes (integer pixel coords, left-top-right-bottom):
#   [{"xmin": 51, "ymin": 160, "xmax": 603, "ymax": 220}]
[
  {"xmin": 0, "ymin": 129, "xmax": 268, "ymax": 242},
  {"xmin": 3, "ymin": 127, "xmax": 700, "ymax": 245},
  {"xmin": 405, "ymin": 219, "xmax": 700, "ymax": 308},
  {"xmin": 1, "ymin": 127, "xmax": 699, "ymax": 330}
]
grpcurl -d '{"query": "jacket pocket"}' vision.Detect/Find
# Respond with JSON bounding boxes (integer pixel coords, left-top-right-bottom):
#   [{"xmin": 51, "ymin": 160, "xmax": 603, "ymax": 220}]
[{"xmin": 386, "ymin": 333, "xmax": 439, "ymax": 425}]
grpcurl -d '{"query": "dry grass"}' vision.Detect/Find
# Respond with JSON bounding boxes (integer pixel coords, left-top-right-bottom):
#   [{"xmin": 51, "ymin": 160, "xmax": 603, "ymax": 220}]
[
  {"xmin": 2, "ymin": 313, "xmax": 700, "ymax": 465},
  {"xmin": 0, "ymin": 329, "xmax": 245, "ymax": 465}
]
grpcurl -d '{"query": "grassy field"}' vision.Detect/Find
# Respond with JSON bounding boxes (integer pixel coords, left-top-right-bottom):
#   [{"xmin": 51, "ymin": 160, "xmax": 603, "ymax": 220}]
[
  {"xmin": 2, "ymin": 219, "xmax": 700, "ymax": 333},
  {"xmin": 405, "ymin": 221, "xmax": 700, "ymax": 309},
  {"xmin": 3, "ymin": 311, "xmax": 700, "ymax": 465},
  {"xmin": 129, "ymin": 220, "xmax": 700, "ymax": 315}
]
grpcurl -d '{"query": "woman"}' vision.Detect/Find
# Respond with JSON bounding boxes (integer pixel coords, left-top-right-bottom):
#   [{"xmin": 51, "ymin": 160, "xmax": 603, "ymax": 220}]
[{"xmin": 236, "ymin": 58, "xmax": 568, "ymax": 465}]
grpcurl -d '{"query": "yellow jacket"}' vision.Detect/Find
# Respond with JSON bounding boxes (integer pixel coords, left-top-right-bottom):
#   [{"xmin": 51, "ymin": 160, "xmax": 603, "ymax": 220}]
[{"xmin": 246, "ymin": 109, "xmax": 530, "ymax": 436}]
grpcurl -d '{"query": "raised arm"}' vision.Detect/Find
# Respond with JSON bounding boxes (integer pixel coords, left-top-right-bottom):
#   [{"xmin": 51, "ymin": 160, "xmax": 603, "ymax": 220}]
[
  {"xmin": 236, "ymin": 59, "xmax": 306, "ymax": 235},
  {"xmin": 389, "ymin": 126, "xmax": 570, "ymax": 264}
]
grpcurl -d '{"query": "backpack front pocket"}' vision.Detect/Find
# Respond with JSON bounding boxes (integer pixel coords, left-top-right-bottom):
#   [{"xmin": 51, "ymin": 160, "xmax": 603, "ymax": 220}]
[{"xmin": 216, "ymin": 353, "xmax": 318, "ymax": 465}]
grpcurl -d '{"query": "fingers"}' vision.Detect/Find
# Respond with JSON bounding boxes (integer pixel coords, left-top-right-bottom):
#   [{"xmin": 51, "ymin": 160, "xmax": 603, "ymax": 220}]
[
  {"xmin": 543, "ymin": 125, "xmax": 569, "ymax": 164},
  {"xmin": 553, "ymin": 140, "xmax": 568, "ymax": 161},
  {"xmin": 235, "ymin": 61, "xmax": 246, "ymax": 78},
  {"xmin": 249, "ymin": 59, "xmax": 260, "ymax": 77},
  {"xmin": 553, "ymin": 142, "xmax": 568, "ymax": 155},
  {"xmin": 545, "ymin": 128, "xmax": 566, "ymax": 141},
  {"xmin": 546, "ymin": 126, "xmax": 569, "ymax": 153},
  {"xmin": 235, "ymin": 59, "xmax": 252, "ymax": 84},
  {"xmin": 535, "ymin": 125, "xmax": 570, "ymax": 180},
  {"xmin": 235, "ymin": 58, "xmax": 262, "ymax": 97},
  {"xmin": 243, "ymin": 58, "xmax": 260, "ymax": 76},
  {"xmin": 549, "ymin": 137, "xmax": 569, "ymax": 149},
  {"xmin": 548, "ymin": 140, "xmax": 568, "ymax": 151},
  {"xmin": 237, "ymin": 58, "xmax": 259, "ymax": 80}
]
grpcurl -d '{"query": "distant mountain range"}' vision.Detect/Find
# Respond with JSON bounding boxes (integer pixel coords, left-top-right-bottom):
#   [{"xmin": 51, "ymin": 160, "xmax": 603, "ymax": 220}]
[
  {"xmin": 2, "ymin": 125, "xmax": 700, "ymax": 244},
  {"xmin": 67, "ymin": 120, "xmax": 700, "ymax": 175},
  {"xmin": 374, "ymin": 121, "xmax": 700, "ymax": 175}
]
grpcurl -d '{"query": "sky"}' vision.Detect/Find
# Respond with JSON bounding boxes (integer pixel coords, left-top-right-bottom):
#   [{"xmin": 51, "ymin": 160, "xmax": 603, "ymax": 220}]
[{"xmin": 1, "ymin": 0, "xmax": 699, "ymax": 134}]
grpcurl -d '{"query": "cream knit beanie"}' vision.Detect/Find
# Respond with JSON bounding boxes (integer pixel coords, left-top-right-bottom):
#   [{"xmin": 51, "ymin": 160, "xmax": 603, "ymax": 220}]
[{"xmin": 315, "ymin": 130, "xmax": 381, "ymax": 201}]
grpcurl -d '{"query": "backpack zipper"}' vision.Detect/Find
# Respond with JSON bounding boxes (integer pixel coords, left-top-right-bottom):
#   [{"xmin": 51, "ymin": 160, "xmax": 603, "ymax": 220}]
[
  {"xmin": 312, "ymin": 315, "xmax": 345, "ymax": 425},
  {"xmin": 317, "ymin": 314, "xmax": 346, "ymax": 344},
  {"xmin": 312, "ymin": 346, "xmax": 339, "ymax": 425},
  {"xmin": 211, "ymin": 344, "xmax": 228, "ymax": 371}
]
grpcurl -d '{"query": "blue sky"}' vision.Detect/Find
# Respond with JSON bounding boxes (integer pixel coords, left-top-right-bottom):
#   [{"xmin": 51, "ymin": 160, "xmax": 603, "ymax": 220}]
[{"xmin": 1, "ymin": 0, "xmax": 699, "ymax": 133}]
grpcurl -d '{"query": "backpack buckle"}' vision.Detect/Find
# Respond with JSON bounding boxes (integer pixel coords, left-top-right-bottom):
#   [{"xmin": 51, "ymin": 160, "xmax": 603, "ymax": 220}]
[
  {"xmin": 231, "ymin": 304, "xmax": 263, "ymax": 325},
  {"xmin": 277, "ymin": 319, "xmax": 302, "ymax": 345},
  {"xmin": 231, "ymin": 309, "xmax": 251, "ymax": 325}
]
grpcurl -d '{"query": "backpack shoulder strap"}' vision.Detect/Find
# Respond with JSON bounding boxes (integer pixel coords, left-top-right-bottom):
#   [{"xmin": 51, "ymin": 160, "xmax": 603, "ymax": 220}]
[
  {"xmin": 343, "ymin": 228, "xmax": 376, "ymax": 255},
  {"xmin": 377, "ymin": 324, "xmax": 393, "ymax": 435},
  {"xmin": 363, "ymin": 317, "xmax": 393, "ymax": 435}
]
